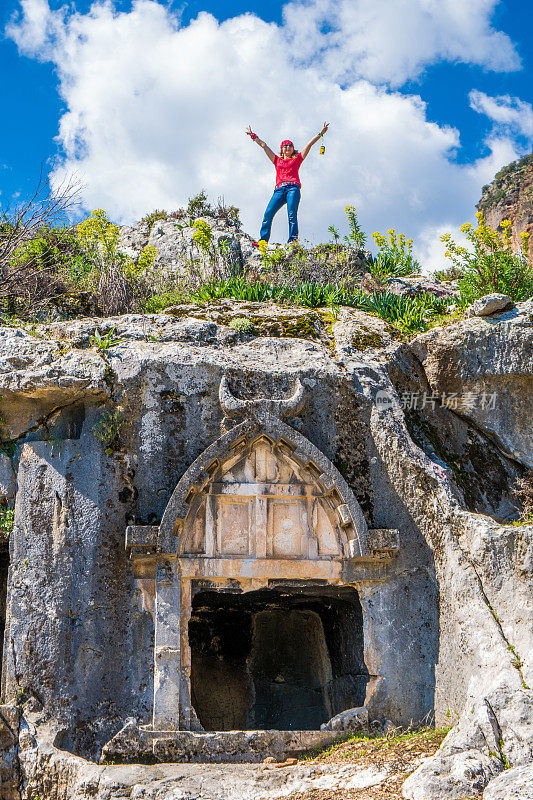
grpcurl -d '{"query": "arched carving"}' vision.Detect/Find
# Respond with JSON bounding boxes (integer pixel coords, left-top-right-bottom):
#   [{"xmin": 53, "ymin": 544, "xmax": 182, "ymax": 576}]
[{"xmin": 158, "ymin": 414, "xmax": 369, "ymax": 559}]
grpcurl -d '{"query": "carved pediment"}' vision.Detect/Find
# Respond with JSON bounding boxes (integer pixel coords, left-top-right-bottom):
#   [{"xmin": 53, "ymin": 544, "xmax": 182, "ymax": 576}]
[
  {"xmin": 179, "ymin": 435, "xmax": 345, "ymax": 560},
  {"xmin": 154, "ymin": 409, "xmax": 373, "ymax": 559}
]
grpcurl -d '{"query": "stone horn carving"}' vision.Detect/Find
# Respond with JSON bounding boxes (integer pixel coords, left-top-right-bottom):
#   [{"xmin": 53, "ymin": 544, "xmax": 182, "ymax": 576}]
[{"xmin": 219, "ymin": 376, "xmax": 306, "ymax": 420}]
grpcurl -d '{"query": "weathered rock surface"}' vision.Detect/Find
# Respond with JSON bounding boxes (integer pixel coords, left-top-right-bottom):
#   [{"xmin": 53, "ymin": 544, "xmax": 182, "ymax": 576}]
[
  {"xmin": 386, "ymin": 275, "xmax": 459, "ymax": 298},
  {"xmin": 469, "ymin": 293, "xmax": 514, "ymax": 316},
  {"xmin": 409, "ymin": 299, "xmax": 533, "ymax": 469},
  {"xmin": 332, "ymin": 308, "xmax": 403, "ymax": 359},
  {"xmin": 483, "ymin": 764, "xmax": 533, "ymax": 799},
  {"xmin": 0, "ymin": 297, "xmax": 531, "ymax": 799},
  {"xmin": 0, "ymin": 705, "xmax": 20, "ymax": 800},
  {"xmin": 0, "ymin": 453, "xmax": 15, "ymax": 500}
]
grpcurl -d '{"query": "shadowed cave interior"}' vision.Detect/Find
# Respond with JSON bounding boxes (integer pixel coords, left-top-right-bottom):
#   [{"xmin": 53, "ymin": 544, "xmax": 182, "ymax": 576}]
[{"xmin": 189, "ymin": 584, "xmax": 369, "ymax": 731}]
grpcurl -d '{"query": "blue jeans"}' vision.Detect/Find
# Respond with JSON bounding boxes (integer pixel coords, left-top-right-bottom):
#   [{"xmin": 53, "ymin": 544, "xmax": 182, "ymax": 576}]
[{"xmin": 260, "ymin": 183, "xmax": 301, "ymax": 243}]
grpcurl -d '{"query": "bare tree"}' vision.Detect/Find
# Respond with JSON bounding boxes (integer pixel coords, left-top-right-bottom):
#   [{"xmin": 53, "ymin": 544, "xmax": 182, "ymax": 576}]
[{"xmin": 0, "ymin": 167, "xmax": 81, "ymax": 308}]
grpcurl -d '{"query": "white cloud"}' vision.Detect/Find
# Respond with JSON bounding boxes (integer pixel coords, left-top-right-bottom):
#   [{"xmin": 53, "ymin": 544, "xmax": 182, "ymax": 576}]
[
  {"xmin": 470, "ymin": 91, "xmax": 533, "ymax": 140},
  {"xmin": 283, "ymin": 0, "xmax": 520, "ymax": 86},
  {"xmin": 6, "ymin": 0, "xmax": 65, "ymax": 57},
  {"xmin": 5, "ymin": 0, "xmax": 526, "ymax": 270}
]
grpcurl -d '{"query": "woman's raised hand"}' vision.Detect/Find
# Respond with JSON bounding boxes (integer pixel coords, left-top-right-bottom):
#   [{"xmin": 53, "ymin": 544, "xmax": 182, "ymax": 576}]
[
  {"xmin": 321, "ymin": 122, "xmax": 330, "ymax": 135},
  {"xmin": 246, "ymin": 125, "xmax": 254, "ymax": 137}
]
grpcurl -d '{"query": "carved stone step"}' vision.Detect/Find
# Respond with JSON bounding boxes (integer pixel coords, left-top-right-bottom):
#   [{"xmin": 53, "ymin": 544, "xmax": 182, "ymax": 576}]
[{"xmin": 101, "ymin": 722, "xmax": 345, "ymax": 764}]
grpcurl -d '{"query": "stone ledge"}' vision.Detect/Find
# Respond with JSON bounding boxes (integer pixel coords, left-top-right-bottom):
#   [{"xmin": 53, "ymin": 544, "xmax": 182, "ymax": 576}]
[
  {"xmin": 125, "ymin": 525, "xmax": 159, "ymax": 552},
  {"xmin": 101, "ymin": 724, "xmax": 345, "ymax": 764},
  {"xmin": 347, "ymin": 529, "xmax": 399, "ymax": 560},
  {"xmin": 367, "ymin": 529, "xmax": 400, "ymax": 558}
]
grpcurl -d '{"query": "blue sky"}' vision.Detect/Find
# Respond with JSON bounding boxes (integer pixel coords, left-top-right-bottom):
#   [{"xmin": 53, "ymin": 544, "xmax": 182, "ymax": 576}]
[
  {"xmin": 1, "ymin": 0, "xmax": 532, "ymax": 266},
  {"xmin": 0, "ymin": 0, "xmax": 285, "ymax": 200}
]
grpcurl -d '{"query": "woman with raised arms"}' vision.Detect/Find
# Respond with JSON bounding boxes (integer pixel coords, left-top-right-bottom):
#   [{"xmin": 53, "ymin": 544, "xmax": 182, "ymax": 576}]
[{"xmin": 246, "ymin": 122, "xmax": 329, "ymax": 245}]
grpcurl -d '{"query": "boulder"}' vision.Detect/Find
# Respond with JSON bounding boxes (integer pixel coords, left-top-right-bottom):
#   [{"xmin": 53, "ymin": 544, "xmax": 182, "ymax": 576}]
[
  {"xmin": 402, "ymin": 750, "xmax": 502, "ymax": 799},
  {"xmin": 483, "ymin": 763, "xmax": 533, "ymax": 799},
  {"xmin": 387, "ymin": 276, "xmax": 458, "ymax": 298},
  {"xmin": 321, "ymin": 706, "xmax": 369, "ymax": 732},
  {"xmin": 403, "ymin": 689, "xmax": 533, "ymax": 798},
  {"xmin": 469, "ymin": 294, "xmax": 514, "ymax": 316},
  {"xmin": 118, "ymin": 214, "xmax": 247, "ymax": 280}
]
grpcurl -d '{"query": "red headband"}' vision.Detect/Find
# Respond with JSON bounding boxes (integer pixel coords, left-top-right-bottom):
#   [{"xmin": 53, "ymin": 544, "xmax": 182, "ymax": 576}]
[{"xmin": 280, "ymin": 140, "xmax": 294, "ymax": 149}]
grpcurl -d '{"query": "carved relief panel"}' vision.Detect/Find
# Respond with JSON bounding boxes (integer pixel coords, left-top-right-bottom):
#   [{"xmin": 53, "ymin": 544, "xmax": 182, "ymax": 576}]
[{"xmin": 179, "ymin": 437, "xmax": 343, "ymax": 560}]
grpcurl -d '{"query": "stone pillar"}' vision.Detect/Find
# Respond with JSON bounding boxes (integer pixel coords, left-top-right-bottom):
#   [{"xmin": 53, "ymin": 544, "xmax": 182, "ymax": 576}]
[
  {"xmin": 153, "ymin": 558, "xmax": 181, "ymax": 730},
  {"xmin": 179, "ymin": 580, "xmax": 193, "ymax": 730}
]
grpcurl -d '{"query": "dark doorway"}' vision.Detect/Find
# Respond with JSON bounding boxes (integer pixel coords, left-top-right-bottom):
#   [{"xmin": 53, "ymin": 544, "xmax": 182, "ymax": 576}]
[{"xmin": 189, "ymin": 584, "xmax": 368, "ymax": 731}]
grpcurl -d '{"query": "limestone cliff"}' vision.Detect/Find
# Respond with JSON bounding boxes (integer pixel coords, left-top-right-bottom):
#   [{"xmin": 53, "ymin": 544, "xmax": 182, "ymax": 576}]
[
  {"xmin": 478, "ymin": 153, "xmax": 533, "ymax": 263},
  {"xmin": 0, "ymin": 299, "xmax": 531, "ymax": 799}
]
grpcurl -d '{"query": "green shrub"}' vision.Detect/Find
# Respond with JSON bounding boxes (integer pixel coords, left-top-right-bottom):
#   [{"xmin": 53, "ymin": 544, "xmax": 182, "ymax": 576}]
[
  {"xmin": 142, "ymin": 288, "xmax": 188, "ymax": 312},
  {"xmin": 10, "ymin": 225, "xmax": 81, "ymax": 273},
  {"xmin": 492, "ymin": 153, "xmax": 533, "ymax": 185},
  {"xmin": 93, "ymin": 408, "xmax": 126, "ymax": 453},
  {"xmin": 229, "ymin": 317, "xmax": 255, "ymax": 332},
  {"xmin": 0, "ymin": 504, "xmax": 14, "ymax": 538},
  {"xmin": 433, "ymin": 265, "xmax": 465, "ymax": 282},
  {"xmin": 187, "ymin": 190, "xmax": 212, "ymax": 218},
  {"xmin": 441, "ymin": 213, "xmax": 533, "ymax": 304},
  {"xmin": 215, "ymin": 197, "xmax": 241, "ymax": 227},
  {"xmin": 141, "ymin": 210, "xmax": 168, "ymax": 230}
]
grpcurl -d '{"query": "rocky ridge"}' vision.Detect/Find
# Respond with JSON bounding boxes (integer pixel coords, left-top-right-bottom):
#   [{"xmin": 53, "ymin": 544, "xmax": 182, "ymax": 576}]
[{"xmin": 478, "ymin": 153, "xmax": 533, "ymax": 263}]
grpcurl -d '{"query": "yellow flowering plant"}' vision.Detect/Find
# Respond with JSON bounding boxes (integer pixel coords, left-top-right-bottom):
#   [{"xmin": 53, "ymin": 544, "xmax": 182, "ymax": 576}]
[
  {"xmin": 192, "ymin": 219, "xmax": 214, "ymax": 252},
  {"xmin": 128, "ymin": 245, "xmax": 158, "ymax": 278},
  {"xmin": 440, "ymin": 212, "xmax": 533, "ymax": 304},
  {"xmin": 77, "ymin": 209, "xmax": 121, "ymax": 267},
  {"xmin": 344, "ymin": 205, "xmax": 366, "ymax": 250},
  {"xmin": 252, "ymin": 238, "xmax": 279, "ymax": 270},
  {"xmin": 75, "ymin": 210, "xmax": 160, "ymax": 314},
  {"xmin": 192, "ymin": 218, "xmax": 231, "ymax": 276},
  {"xmin": 77, "ymin": 209, "xmax": 159, "ymax": 279},
  {"xmin": 370, "ymin": 227, "xmax": 420, "ymax": 281}
]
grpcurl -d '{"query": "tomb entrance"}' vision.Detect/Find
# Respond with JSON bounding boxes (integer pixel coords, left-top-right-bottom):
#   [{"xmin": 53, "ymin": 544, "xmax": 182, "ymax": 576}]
[{"xmin": 126, "ymin": 378, "xmax": 399, "ymax": 731}]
